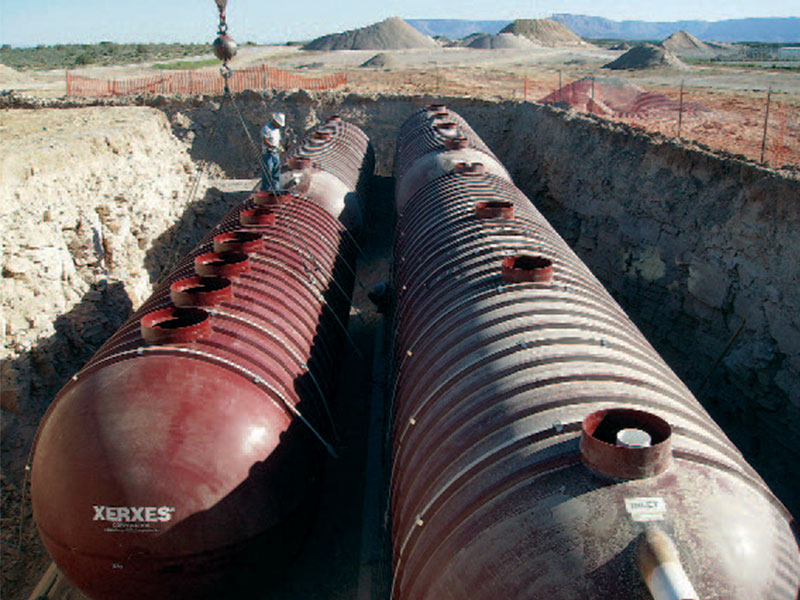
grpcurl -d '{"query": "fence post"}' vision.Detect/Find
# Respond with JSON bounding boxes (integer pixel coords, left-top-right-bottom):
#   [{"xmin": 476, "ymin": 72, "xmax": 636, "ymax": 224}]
[
  {"xmin": 760, "ymin": 87, "xmax": 772, "ymax": 164},
  {"xmin": 65, "ymin": 70, "xmax": 71, "ymax": 97},
  {"xmin": 774, "ymin": 102, "xmax": 786, "ymax": 166},
  {"xmin": 524, "ymin": 77, "xmax": 528, "ymax": 102},
  {"xmin": 558, "ymin": 69, "xmax": 562, "ymax": 102},
  {"xmin": 677, "ymin": 79, "xmax": 684, "ymax": 139}
]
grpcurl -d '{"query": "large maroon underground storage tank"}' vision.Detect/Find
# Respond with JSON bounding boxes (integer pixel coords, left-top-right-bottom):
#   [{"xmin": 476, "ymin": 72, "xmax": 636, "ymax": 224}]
[
  {"xmin": 30, "ymin": 121, "xmax": 373, "ymax": 599},
  {"xmin": 390, "ymin": 106, "xmax": 800, "ymax": 599}
]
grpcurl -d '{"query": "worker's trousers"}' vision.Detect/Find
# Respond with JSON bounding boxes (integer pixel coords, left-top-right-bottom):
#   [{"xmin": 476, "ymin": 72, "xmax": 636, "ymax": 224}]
[{"xmin": 260, "ymin": 151, "xmax": 280, "ymax": 191}]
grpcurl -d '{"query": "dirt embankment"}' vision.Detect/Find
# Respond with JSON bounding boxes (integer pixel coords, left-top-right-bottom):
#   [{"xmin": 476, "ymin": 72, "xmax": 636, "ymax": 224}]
[{"xmin": 0, "ymin": 105, "xmax": 238, "ymax": 599}]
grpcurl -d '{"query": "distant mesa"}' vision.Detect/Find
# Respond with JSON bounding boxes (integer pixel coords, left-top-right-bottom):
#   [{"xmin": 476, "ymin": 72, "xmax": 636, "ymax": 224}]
[
  {"xmin": 549, "ymin": 13, "xmax": 800, "ymax": 43},
  {"xmin": 303, "ymin": 16, "xmax": 439, "ymax": 51},
  {"xmin": 465, "ymin": 33, "xmax": 538, "ymax": 50},
  {"xmin": 603, "ymin": 43, "xmax": 688, "ymax": 70},
  {"xmin": 500, "ymin": 19, "xmax": 586, "ymax": 47}
]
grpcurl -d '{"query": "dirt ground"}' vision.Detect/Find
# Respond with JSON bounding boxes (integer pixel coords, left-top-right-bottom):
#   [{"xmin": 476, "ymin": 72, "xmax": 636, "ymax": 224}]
[{"xmin": 2, "ymin": 45, "xmax": 797, "ymax": 166}]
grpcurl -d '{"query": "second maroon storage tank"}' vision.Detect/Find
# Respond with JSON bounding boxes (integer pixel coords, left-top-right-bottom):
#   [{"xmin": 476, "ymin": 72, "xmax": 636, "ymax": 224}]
[{"xmin": 390, "ymin": 108, "xmax": 800, "ymax": 599}]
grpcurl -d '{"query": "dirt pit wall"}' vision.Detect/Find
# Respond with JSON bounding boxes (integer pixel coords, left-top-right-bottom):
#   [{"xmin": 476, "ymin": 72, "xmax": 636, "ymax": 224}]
[{"xmin": 0, "ymin": 105, "xmax": 249, "ymax": 599}]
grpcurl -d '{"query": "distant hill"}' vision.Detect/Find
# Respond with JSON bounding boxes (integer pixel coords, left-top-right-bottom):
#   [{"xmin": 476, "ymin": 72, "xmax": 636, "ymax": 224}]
[
  {"xmin": 550, "ymin": 14, "xmax": 800, "ymax": 43},
  {"xmin": 406, "ymin": 19, "xmax": 509, "ymax": 39},
  {"xmin": 406, "ymin": 16, "xmax": 800, "ymax": 43},
  {"xmin": 304, "ymin": 17, "xmax": 438, "ymax": 51}
]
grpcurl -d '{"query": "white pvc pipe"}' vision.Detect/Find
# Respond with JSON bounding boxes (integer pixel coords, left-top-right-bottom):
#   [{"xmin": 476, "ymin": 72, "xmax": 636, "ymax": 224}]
[{"xmin": 638, "ymin": 526, "xmax": 699, "ymax": 600}]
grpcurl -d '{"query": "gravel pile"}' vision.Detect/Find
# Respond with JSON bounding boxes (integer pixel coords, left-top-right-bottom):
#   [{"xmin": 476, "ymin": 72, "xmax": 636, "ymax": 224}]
[
  {"xmin": 359, "ymin": 53, "xmax": 400, "ymax": 68},
  {"xmin": 304, "ymin": 17, "xmax": 439, "ymax": 51},
  {"xmin": 500, "ymin": 19, "xmax": 586, "ymax": 47},
  {"xmin": 465, "ymin": 33, "xmax": 538, "ymax": 50},
  {"xmin": 662, "ymin": 30, "xmax": 717, "ymax": 58},
  {"xmin": 603, "ymin": 43, "xmax": 688, "ymax": 70}
]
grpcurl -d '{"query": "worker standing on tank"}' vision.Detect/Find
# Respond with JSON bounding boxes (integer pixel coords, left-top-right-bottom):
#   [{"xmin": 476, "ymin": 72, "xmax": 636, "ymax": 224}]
[{"xmin": 260, "ymin": 112, "xmax": 285, "ymax": 191}]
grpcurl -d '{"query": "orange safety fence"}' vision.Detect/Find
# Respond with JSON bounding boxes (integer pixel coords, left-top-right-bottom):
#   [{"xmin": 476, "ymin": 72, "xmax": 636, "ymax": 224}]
[
  {"xmin": 66, "ymin": 63, "xmax": 347, "ymax": 97},
  {"xmin": 533, "ymin": 74, "xmax": 799, "ymax": 168}
]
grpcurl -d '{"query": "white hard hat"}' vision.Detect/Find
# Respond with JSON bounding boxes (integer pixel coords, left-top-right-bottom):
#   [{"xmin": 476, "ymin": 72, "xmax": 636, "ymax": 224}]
[{"xmin": 272, "ymin": 112, "xmax": 286, "ymax": 127}]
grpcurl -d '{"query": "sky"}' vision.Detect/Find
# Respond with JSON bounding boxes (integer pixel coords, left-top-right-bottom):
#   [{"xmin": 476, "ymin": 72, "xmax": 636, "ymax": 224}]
[{"xmin": 0, "ymin": 0, "xmax": 797, "ymax": 47}]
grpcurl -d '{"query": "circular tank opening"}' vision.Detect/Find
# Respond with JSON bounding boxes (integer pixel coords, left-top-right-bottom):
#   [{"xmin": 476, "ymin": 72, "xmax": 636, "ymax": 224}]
[
  {"xmin": 287, "ymin": 156, "xmax": 312, "ymax": 171},
  {"xmin": 434, "ymin": 122, "xmax": 458, "ymax": 137},
  {"xmin": 194, "ymin": 251, "xmax": 250, "ymax": 277},
  {"xmin": 475, "ymin": 200, "xmax": 514, "ymax": 220},
  {"xmin": 580, "ymin": 408, "xmax": 673, "ymax": 479},
  {"xmin": 253, "ymin": 190, "xmax": 291, "ymax": 206},
  {"xmin": 444, "ymin": 136, "xmax": 469, "ymax": 150},
  {"xmin": 426, "ymin": 103, "xmax": 447, "ymax": 112},
  {"xmin": 501, "ymin": 254, "xmax": 554, "ymax": 283},
  {"xmin": 454, "ymin": 162, "xmax": 485, "ymax": 176},
  {"xmin": 170, "ymin": 276, "xmax": 232, "ymax": 307},
  {"xmin": 240, "ymin": 207, "xmax": 276, "ymax": 226},
  {"xmin": 325, "ymin": 115, "xmax": 342, "ymax": 123},
  {"xmin": 140, "ymin": 307, "xmax": 210, "ymax": 344},
  {"xmin": 213, "ymin": 230, "xmax": 263, "ymax": 254}
]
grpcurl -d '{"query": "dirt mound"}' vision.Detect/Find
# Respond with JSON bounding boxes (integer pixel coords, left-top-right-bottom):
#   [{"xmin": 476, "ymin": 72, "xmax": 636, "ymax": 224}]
[
  {"xmin": 500, "ymin": 19, "xmax": 585, "ymax": 46},
  {"xmin": 603, "ymin": 43, "xmax": 688, "ymax": 70},
  {"xmin": 304, "ymin": 16, "xmax": 439, "ymax": 51},
  {"xmin": 662, "ymin": 30, "xmax": 716, "ymax": 57},
  {"xmin": 0, "ymin": 64, "xmax": 30, "ymax": 87},
  {"xmin": 466, "ymin": 33, "xmax": 538, "ymax": 50},
  {"xmin": 359, "ymin": 52, "xmax": 399, "ymax": 68}
]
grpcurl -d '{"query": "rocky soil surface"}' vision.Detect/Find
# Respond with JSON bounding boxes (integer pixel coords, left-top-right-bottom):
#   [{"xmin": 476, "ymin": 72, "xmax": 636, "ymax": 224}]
[{"xmin": 0, "ymin": 105, "xmax": 237, "ymax": 599}]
